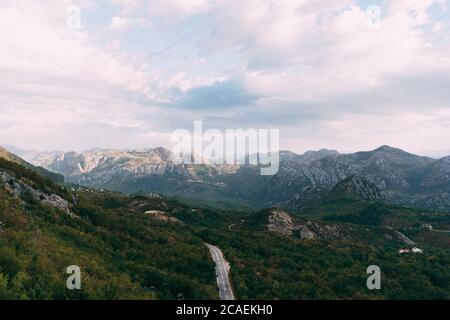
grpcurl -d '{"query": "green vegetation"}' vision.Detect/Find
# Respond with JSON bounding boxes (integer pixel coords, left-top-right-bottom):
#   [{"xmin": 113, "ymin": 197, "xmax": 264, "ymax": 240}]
[
  {"xmin": 199, "ymin": 228, "xmax": 450, "ymax": 299},
  {"xmin": 0, "ymin": 159, "xmax": 217, "ymax": 299},
  {"xmin": 1, "ymin": 157, "xmax": 449, "ymax": 300}
]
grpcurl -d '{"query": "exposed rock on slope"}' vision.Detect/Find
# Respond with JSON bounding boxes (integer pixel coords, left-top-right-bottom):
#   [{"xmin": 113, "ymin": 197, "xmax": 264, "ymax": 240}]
[
  {"xmin": 31, "ymin": 147, "xmax": 239, "ymax": 188},
  {"xmin": 297, "ymin": 221, "xmax": 345, "ymax": 240},
  {"xmin": 0, "ymin": 169, "xmax": 76, "ymax": 218},
  {"xmin": 31, "ymin": 147, "xmax": 187, "ymax": 178},
  {"xmin": 29, "ymin": 145, "xmax": 450, "ymax": 211},
  {"xmin": 289, "ymin": 175, "xmax": 384, "ymax": 209},
  {"xmin": 258, "ymin": 145, "xmax": 444, "ymax": 210},
  {"xmin": 329, "ymin": 175, "xmax": 385, "ymax": 201},
  {"xmin": 267, "ymin": 208, "xmax": 296, "ymax": 236},
  {"xmin": 144, "ymin": 210, "xmax": 183, "ymax": 224},
  {"xmin": 263, "ymin": 208, "xmax": 346, "ymax": 240},
  {"xmin": 279, "ymin": 149, "xmax": 339, "ymax": 164}
]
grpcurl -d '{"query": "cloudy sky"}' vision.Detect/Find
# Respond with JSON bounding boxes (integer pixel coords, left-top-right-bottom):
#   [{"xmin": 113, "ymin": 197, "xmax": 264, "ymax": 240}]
[{"xmin": 1, "ymin": 0, "xmax": 450, "ymax": 156}]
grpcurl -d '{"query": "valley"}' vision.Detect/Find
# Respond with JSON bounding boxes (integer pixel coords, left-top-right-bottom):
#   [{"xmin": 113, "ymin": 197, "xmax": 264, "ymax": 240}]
[
  {"xmin": 20, "ymin": 145, "xmax": 450, "ymax": 212},
  {"xmin": 0, "ymin": 146, "xmax": 449, "ymax": 300}
]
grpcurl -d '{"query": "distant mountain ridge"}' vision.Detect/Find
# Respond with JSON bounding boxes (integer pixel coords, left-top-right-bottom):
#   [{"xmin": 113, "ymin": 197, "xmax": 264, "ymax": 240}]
[
  {"xmin": 288, "ymin": 175, "xmax": 385, "ymax": 209},
  {"xmin": 10, "ymin": 144, "xmax": 450, "ymax": 211},
  {"xmin": 2, "ymin": 147, "xmax": 450, "ymax": 300},
  {"xmin": 279, "ymin": 149, "xmax": 339, "ymax": 164},
  {"xmin": 0, "ymin": 146, "xmax": 64, "ymax": 183}
]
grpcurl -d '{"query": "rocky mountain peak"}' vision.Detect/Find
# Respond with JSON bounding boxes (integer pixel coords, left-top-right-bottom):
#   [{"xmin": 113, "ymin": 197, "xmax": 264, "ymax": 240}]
[
  {"xmin": 330, "ymin": 175, "xmax": 385, "ymax": 201},
  {"xmin": 303, "ymin": 148, "xmax": 339, "ymax": 158},
  {"xmin": 147, "ymin": 147, "xmax": 176, "ymax": 161},
  {"xmin": 280, "ymin": 148, "xmax": 339, "ymax": 164},
  {"xmin": 363, "ymin": 145, "xmax": 434, "ymax": 165},
  {"xmin": 20, "ymin": 144, "xmax": 450, "ymax": 212},
  {"xmin": 374, "ymin": 145, "xmax": 401, "ymax": 153}
]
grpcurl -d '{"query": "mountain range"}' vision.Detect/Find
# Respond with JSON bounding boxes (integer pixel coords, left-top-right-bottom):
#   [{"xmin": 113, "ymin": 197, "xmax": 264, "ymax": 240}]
[
  {"xmin": 1, "ymin": 145, "xmax": 450, "ymax": 299},
  {"xmin": 0, "ymin": 146, "xmax": 64, "ymax": 183},
  {"xmin": 9, "ymin": 145, "xmax": 449, "ymax": 212}
]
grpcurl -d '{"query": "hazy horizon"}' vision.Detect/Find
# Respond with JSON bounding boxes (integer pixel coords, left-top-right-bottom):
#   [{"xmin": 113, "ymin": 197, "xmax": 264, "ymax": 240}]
[{"xmin": 2, "ymin": 142, "xmax": 449, "ymax": 160}]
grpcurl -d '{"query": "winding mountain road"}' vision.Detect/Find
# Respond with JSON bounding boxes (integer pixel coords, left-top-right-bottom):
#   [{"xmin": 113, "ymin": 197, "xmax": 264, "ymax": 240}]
[
  {"xmin": 396, "ymin": 231, "xmax": 416, "ymax": 245},
  {"xmin": 427, "ymin": 226, "xmax": 450, "ymax": 233},
  {"xmin": 433, "ymin": 229, "xmax": 450, "ymax": 233},
  {"xmin": 206, "ymin": 244, "xmax": 235, "ymax": 300}
]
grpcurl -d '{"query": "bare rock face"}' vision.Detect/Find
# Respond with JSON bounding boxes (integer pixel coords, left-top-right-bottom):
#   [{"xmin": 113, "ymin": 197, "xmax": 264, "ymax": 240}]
[
  {"xmin": 28, "ymin": 145, "xmax": 450, "ymax": 211},
  {"xmin": 267, "ymin": 208, "xmax": 295, "ymax": 236},
  {"xmin": 144, "ymin": 210, "xmax": 182, "ymax": 224},
  {"xmin": 31, "ymin": 148, "xmax": 191, "ymax": 180},
  {"xmin": 265, "ymin": 208, "xmax": 345, "ymax": 240},
  {"xmin": 41, "ymin": 194, "xmax": 77, "ymax": 218},
  {"xmin": 297, "ymin": 221, "xmax": 345, "ymax": 240},
  {"xmin": 298, "ymin": 223, "xmax": 317, "ymax": 240},
  {"xmin": 0, "ymin": 170, "xmax": 77, "ymax": 218},
  {"xmin": 331, "ymin": 175, "xmax": 385, "ymax": 201}
]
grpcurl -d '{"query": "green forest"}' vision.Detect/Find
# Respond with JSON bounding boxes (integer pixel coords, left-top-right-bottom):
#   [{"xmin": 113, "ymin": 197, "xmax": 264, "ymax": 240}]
[{"xmin": 1, "ymin": 158, "xmax": 450, "ymax": 299}]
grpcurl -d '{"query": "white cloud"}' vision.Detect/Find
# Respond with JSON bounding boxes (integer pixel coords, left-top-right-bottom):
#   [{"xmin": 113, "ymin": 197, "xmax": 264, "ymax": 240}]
[
  {"xmin": 109, "ymin": 16, "xmax": 132, "ymax": 30},
  {"xmin": 0, "ymin": 0, "xmax": 172, "ymax": 150},
  {"xmin": 1, "ymin": 0, "xmax": 450, "ymax": 155},
  {"xmin": 201, "ymin": 1, "xmax": 450, "ymax": 102}
]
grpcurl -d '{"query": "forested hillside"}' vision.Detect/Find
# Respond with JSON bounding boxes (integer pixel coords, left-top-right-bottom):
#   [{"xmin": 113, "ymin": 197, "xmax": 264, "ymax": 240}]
[
  {"xmin": 0, "ymin": 158, "xmax": 217, "ymax": 299},
  {"xmin": 1, "ymin": 156, "xmax": 449, "ymax": 300}
]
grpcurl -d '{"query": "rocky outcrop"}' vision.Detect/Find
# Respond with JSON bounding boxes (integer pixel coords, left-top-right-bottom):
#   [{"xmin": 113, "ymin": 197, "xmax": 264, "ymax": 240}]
[
  {"xmin": 265, "ymin": 208, "xmax": 345, "ymax": 240},
  {"xmin": 0, "ymin": 170, "xmax": 77, "ymax": 218},
  {"xmin": 267, "ymin": 208, "xmax": 295, "ymax": 236},
  {"xmin": 144, "ymin": 210, "xmax": 182, "ymax": 224},
  {"xmin": 297, "ymin": 221, "xmax": 345, "ymax": 240}
]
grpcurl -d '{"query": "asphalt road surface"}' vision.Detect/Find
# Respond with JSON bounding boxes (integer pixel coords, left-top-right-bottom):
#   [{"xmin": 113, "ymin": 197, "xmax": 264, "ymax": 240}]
[
  {"xmin": 396, "ymin": 231, "xmax": 416, "ymax": 245},
  {"xmin": 206, "ymin": 244, "xmax": 235, "ymax": 300}
]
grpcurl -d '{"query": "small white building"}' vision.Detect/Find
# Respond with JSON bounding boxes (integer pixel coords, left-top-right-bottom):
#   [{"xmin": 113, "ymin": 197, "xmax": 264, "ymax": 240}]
[
  {"xmin": 412, "ymin": 247, "xmax": 424, "ymax": 254},
  {"xmin": 399, "ymin": 247, "xmax": 424, "ymax": 254}
]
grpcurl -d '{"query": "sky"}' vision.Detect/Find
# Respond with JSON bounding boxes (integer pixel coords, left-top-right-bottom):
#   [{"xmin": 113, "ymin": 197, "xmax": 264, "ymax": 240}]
[{"xmin": 1, "ymin": 0, "xmax": 450, "ymax": 156}]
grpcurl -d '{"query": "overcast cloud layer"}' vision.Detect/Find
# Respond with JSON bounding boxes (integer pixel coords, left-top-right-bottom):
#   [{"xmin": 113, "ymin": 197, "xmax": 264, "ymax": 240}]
[{"xmin": 1, "ymin": 0, "xmax": 450, "ymax": 156}]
